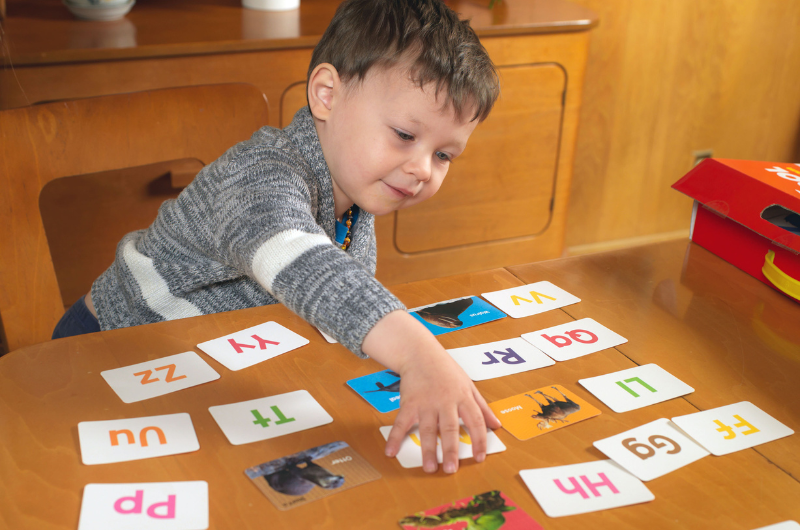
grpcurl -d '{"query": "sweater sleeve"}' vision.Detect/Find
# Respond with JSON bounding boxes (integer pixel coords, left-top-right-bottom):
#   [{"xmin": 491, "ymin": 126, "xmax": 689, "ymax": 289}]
[{"xmin": 201, "ymin": 140, "xmax": 405, "ymax": 358}]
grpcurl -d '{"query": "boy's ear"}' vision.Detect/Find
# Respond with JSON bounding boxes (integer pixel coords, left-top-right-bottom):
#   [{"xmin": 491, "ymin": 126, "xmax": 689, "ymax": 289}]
[{"xmin": 308, "ymin": 63, "xmax": 340, "ymax": 122}]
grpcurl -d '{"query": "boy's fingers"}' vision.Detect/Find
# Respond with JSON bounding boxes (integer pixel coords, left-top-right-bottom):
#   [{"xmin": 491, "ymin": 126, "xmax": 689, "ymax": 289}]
[
  {"xmin": 460, "ymin": 402, "xmax": 488, "ymax": 463},
  {"xmin": 473, "ymin": 386, "xmax": 502, "ymax": 429},
  {"xmin": 385, "ymin": 409, "xmax": 416, "ymax": 458},
  {"xmin": 419, "ymin": 414, "xmax": 439, "ymax": 473},
  {"xmin": 439, "ymin": 412, "xmax": 461, "ymax": 474}
]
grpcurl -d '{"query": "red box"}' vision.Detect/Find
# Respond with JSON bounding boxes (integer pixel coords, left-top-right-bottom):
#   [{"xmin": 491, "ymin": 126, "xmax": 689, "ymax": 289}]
[{"xmin": 672, "ymin": 158, "xmax": 800, "ymax": 302}]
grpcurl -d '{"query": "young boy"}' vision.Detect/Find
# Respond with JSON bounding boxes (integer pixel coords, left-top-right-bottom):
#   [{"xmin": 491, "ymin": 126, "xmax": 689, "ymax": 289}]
[{"xmin": 53, "ymin": 0, "xmax": 502, "ymax": 474}]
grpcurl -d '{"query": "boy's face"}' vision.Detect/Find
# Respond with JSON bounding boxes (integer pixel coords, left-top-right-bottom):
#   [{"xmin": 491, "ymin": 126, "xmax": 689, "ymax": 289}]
[{"xmin": 317, "ymin": 65, "xmax": 479, "ymax": 218}]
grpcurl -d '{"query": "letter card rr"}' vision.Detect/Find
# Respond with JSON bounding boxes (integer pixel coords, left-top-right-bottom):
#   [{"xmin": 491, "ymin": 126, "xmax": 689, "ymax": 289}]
[{"xmin": 447, "ymin": 337, "xmax": 555, "ymax": 381}]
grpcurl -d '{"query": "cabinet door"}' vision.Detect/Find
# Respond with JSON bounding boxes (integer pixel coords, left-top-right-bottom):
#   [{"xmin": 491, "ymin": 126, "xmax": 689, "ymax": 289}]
[{"xmin": 393, "ymin": 64, "xmax": 565, "ymax": 253}]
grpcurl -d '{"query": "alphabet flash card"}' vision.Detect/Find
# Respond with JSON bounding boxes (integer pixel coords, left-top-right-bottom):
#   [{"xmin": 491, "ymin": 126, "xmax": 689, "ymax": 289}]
[
  {"xmin": 78, "ymin": 481, "xmax": 208, "ymax": 530},
  {"xmin": 521, "ymin": 318, "xmax": 627, "ymax": 361},
  {"xmin": 379, "ymin": 421, "xmax": 506, "ymax": 469},
  {"xmin": 671, "ymin": 401, "xmax": 794, "ymax": 456},
  {"xmin": 408, "ymin": 296, "xmax": 507, "ymax": 336},
  {"xmin": 592, "ymin": 418, "xmax": 709, "ymax": 481},
  {"xmin": 399, "ymin": 490, "xmax": 543, "ymax": 530},
  {"xmin": 447, "ymin": 337, "xmax": 555, "ymax": 381},
  {"xmin": 197, "ymin": 321, "xmax": 309, "ymax": 371},
  {"xmin": 78, "ymin": 413, "xmax": 200, "ymax": 465},
  {"xmin": 245, "ymin": 441, "xmax": 380, "ymax": 511},
  {"xmin": 208, "ymin": 389, "xmax": 332, "ymax": 445},
  {"xmin": 578, "ymin": 363, "xmax": 694, "ymax": 413},
  {"xmin": 488, "ymin": 385, "xmax": 600, "ymax": 441},
  {"xmin": 481, "ymin": 281, "xmax": 580, "ymax": 319},
  {"xmin": 101, "ymin": 351, "xmax": 220, "ymax": 404},
  {"xmin": 520, "ymin": 460, "xmax": 654, "ymax": 517},
  {"xmin": 346, "ymin": 369, "xmax": 402, "ymax": 413},
  {"xmin": 753, "ymin": 522, "xmax": 800, "ymax": 530}
]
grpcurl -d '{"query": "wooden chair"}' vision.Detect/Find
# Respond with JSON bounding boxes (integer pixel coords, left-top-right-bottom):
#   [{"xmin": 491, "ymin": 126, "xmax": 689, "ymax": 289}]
[{"xmin": 0, "ymin": 84, "xmax": 269, "ymax": 353}]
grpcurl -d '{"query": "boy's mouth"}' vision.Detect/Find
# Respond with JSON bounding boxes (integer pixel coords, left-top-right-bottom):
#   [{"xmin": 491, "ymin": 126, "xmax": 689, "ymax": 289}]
[{"xmin": 382, "ymin": 181, "xmax": 413, "ymax": 198}]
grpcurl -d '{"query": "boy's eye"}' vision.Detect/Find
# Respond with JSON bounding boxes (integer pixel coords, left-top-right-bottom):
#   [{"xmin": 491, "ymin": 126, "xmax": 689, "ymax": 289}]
[
  {"xmin": 395, "ymin": 129, "xmax": 414, "ymax": 141},
  {"xmin": 436, "ymin": 151, "xmax": 452, "ymax": 162}
]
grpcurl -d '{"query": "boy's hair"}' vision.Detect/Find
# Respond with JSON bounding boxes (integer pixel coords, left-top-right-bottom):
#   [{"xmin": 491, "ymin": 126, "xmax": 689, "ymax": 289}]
[{"xmin": 308, "ymin": 0, "xmax": 500, "ymax": 122}]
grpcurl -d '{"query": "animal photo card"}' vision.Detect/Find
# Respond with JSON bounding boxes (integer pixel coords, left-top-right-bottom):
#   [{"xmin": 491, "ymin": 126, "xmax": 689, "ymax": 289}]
[
  {"xmin": 78, "ymin": 413, "xmax": 200, "ymax": 465},
  {"xmin": 481, "ymin": 281, "xmax": 580, "ymax": 319},
  {"xmin": 78, "ymin": 481, "xmax": 208, "ymax": 530},
  {"xmin": 408, "ymin": 296, "xmax": 506, "ymax": 336},
  {"xmin": 520, "ymin": 460, "xmax": 654, "ymax": 517},
  {"xmin": 379, "ymin": 422, "xmax": 506, "ymax": 469},
  {"xmin": 447, "ymin": 337, "xmax": 555, "ymax": 382},
  {"xmin": 209, "ymin": 390, "xmax": 332, "ymax": 446},
  {"xmin": 196, "ymin": 321, "xmax": 309, "ymax": 371},
  {"xmin": 101, "ymin": 351, "xmax": 220, "ymax": 404},
  {"xmin": 346, "ymin": 369, "xmax": 402, "ymax": 413},
  {"xmin": 671, "ymin": 401, "xmax": 794, "ymax": 456},
  {"xmin": 399, "ymin": 490, "xmax": 543, "ymax": 530},
  {"xmin": 521, "ymin": 318, "xmax": 627, "ymax": 362},
  {"xmin": 488, "ymin": 385, "xmax": 601, "ymax": 441},
  {"xmin": 245, "ymin": 441, "xmax": 380, "ymax": 511},
  {"xmin": 578, "ymin": 363, "xmax": 694, "ymax": 413},
  {"xmin": 592, "ymin": 418, "xmax": 710, "ymax": 481}
]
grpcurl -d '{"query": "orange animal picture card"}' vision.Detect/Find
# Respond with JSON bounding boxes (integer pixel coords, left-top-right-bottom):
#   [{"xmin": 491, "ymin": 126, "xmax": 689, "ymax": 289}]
[{"xmin": 489, "ymin": 385, "xmax": 601, "ymax": 441}]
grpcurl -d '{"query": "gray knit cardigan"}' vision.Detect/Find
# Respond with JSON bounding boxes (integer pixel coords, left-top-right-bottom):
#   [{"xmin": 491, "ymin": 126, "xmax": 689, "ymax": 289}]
[{"xmin": 91, "ymin": 107, "xmax": 405, "ymax": 357}]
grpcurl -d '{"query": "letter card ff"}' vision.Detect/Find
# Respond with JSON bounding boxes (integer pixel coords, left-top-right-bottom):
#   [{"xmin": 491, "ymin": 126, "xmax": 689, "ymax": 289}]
[
  {"xmin": 245, "ymin": 441, "xmax": 380, "ymax": 511},
  {"xmin": 399, "ymin": 490, "xmax": 543, "ymax": 530},
  {"xmin": 488, "ymin": 385, "xmax": 601, "ymax": 441},
  {"xmin": 346, "ymin": 369, "xmax": 402, "ymax": 413},
  {"xmin": 409, "ymin": 296, "xmax": 506, "ymax": 336}
]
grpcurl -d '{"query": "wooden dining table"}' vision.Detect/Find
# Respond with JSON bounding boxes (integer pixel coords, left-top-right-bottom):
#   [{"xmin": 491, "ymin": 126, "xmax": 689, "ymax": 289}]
[{"xmin": 1, "ymin": 238, "xmax": 799, "ymax": 529}]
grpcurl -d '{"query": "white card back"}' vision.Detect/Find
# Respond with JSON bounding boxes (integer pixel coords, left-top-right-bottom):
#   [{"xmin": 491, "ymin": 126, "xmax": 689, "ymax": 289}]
[
  {"xmin": 101, "ymin": 352, "xmax": 220, "ymax": 404},
  {"xmin": 520, "ymin": 460, "xmax": 654, "ymax": 517},
  {"xmin": 671, "ymin": 401, "xmax": 794, "ymax": 456},
  {"xmin": 578, "ymin": 363, "xmax": 694, "ymax": 413},
  {"xmin": 753, "ymin": 522, "xmax": 800, "ymax": 530},
  {"xmin": 447, "ymin": 337, "xmax": 554, "ymax": 381},
  {"xmin": 197, "ymin": 321, "xmax": 309, "ymax": 371},
  {"xmin": 521, "ymin": 318, "xmax": 627, "ymax": 361},
  {"xmin": 79, "ymin": 413, "xmax": 200, "ymax": 465},
  {"xmin": 481, "ymin": 281, "xmax": 580, "ymax": 319},
  {"xmin": 78, "ymin": 481, "xmax": 208, "ymax": 530},
  {"xmin": 593, "ymin": 418, "xmax": 709, "ymax": 481},
  {"xmin": 379, "ymin": 422, "xmax": 506, "ymax": 468},
  {"xmin": 209, "ymin": 389, "xmax": 332, "ymax": 445}
]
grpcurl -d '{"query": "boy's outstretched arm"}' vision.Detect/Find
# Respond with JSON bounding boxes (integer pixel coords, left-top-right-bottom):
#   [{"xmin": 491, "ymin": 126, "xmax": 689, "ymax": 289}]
[{"xmin": 362, "ymin": 310, "xmax": 502, "ymax": 474}]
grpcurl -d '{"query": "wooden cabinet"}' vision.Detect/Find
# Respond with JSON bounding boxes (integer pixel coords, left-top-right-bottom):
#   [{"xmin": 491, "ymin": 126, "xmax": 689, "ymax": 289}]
[{"xmin": 0, "ymin": 0, "xmax": 596, "ymax": 286}]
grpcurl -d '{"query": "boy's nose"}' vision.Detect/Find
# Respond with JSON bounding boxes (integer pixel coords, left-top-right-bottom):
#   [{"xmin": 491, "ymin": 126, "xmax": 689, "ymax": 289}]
[{"xmin": 405, "ymin": 153, "xmax": 432, "ymax": 183}]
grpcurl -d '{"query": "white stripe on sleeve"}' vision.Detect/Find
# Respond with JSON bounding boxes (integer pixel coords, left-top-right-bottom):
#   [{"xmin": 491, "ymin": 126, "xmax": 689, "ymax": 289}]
[{"xmin": 251, "ymin": 229, "xmax": 332, "ymax": 291}]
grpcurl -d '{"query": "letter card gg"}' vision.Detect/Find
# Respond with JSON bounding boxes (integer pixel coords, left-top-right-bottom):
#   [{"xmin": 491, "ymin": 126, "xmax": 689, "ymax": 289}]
[
  {"xmin": 78, "ymin": 413, "xmax": 200, "ymax": 465},
  {"xmin": 78, "ymin": 481, "xmax": 208, "ymax": 530},
  {"xmin": 101, "ymin": 351, "xmax": 220, "ymax": 404},
  {"xmin": 245, "ymin": 441, "xmax": 380, "ymax": 511},
  {"xmin": 399, "ymin": 490, "xmax": 543, "ymax": 530},
  {"xmin": 520, "ymin": 460, "xmax": 654, "ymax": 517},
  {"xmin": 671, "ymin": 401, "xmax": 794, "ymax": 456},
  {"xmin": 196, "ymin": 321, "xmax": 309, "ymax": 371},
  {"xmin": 488, "ymin": 385, "xmax": 600, "ymax": 441}
]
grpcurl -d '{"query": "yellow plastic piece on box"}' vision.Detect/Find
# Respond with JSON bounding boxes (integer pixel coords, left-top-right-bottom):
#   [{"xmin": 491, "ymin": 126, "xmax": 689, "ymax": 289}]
[{"xmin": 762, "ymin": 250, "xmax": 800, "ymax": 301}]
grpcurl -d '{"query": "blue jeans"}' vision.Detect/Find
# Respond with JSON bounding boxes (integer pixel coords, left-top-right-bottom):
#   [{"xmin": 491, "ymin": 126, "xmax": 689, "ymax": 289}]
[{"xmin": 52, "ymin": 295, "xmax": 101, "ymax": 339}]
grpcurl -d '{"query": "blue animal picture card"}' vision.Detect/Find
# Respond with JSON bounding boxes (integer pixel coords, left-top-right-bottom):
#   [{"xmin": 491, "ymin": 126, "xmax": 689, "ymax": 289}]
[
  {"xmin": 346, "ymin": 369, "xmax": 402, "ymax": 413},
  {"xmin": 409, "ymin": 296, "xmax": 507, "ymax": 336}
]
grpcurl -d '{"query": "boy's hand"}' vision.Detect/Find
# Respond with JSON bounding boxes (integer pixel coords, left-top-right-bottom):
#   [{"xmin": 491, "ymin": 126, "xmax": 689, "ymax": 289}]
[{"xmin": 362, "ymin": 310, "xmax": 501, "ymax": 473}]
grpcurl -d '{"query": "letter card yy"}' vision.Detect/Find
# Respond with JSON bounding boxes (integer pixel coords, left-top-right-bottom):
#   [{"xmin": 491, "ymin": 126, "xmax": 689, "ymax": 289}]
[
  {"xmin": 671, "ymin": 401, "xmax": 794, "ymax": 456},
  {"xmin": 78, "ymin": 481, "xmax": 208, "ymax": 530},
  {"xmin": 379, "ymin": 421, "xmax": 506, "ymax": 468},
  {"xmin": 409, "ymin": 296, "xmax": 506, "ymax": 336},
  {"xmin": 399, "ymin": 490, "xmax": 543, "ymax": 530},
  {"xmin": 481, "ymin": 281, "xmax": 580, "ymax": 319},
  {"xmin": 245, "ymin": 441, "xmax": 380, "ymax": 511},
  {"xmin": 196, "ymin": 321, "xmax": 309, "ymax": 371},
  {"xmin": 447, "ymin": 337, "xmax": 554, "ymax": 381},
  {"xmin": 101, "ymin": 351, "xmax": 220, "ymax": 404},
  {"xmin": 346, "ymin": 369, "xmax": 402, "ymax": 413},
  {"xmin": 488, "ymin": 385, "xmax": 601, "ymax": 441},
  {"xmin": 520, "ymin": 460, "xmax": 653, "ymax": 517}
]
